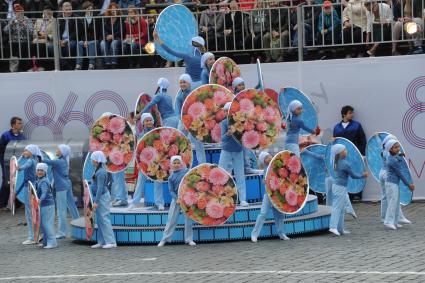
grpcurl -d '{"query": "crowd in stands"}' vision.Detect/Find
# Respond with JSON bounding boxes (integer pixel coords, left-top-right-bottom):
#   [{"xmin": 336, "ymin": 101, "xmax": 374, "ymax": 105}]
[{"xmin": 0, "ymin": 0, "xmax": 424, "ymax": 72}]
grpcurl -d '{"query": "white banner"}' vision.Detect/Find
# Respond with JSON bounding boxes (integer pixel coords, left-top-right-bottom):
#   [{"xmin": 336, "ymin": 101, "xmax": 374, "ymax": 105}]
[{"xmin": 0, "ymin": 55, "xmax": 424, "ymax": 201}]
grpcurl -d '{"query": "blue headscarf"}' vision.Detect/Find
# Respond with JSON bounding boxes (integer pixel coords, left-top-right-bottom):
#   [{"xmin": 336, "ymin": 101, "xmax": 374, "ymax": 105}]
[
  {"xmin": 331, "ymin": 144, "xmax": 346, "ymax": 170},
  {"xmin": 286, "ymin": 100, "xmax": 303, "ymax": 123}
]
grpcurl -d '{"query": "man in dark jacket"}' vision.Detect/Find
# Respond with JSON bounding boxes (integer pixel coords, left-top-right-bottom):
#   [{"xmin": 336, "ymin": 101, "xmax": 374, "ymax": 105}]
[
  {"xmin": 59, "ymin": 2, "xmax": 79, "ymax": 69},
  {"xmin": 76, "ymin": 1, "xmax": 100, "ymax": 70},
  {"xmin": 0, "ymin": 117, "xmax": 25, "ymax": 210}
]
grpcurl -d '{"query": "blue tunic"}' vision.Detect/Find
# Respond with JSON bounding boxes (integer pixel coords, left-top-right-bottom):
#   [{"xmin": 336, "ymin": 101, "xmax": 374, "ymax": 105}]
[
  {"xmin": 386, "ymin": 155, "xmax": 410, "ymax": 186},
  {"xmin": 168, "ymin": 167, "xmax": 189, "ymax": 200},
  {"xmin": 35, "ymin": 176, "xmax": 54, "ymax": 207},
  {"xmin": 175, "ymin": 88, "xmax": 192, "ymax": 118},
  {"xmin": 91, "ymin": 166, "xmax": 109, "ymax": 204},
  {"xmin": 221, "ymin": 119, "xmax": 242, "ymax": 152},
  {"xmin": 334, "ymin": 159, "xmax": 364, "ymax": 187},
  {"xmin": 162, "ymin": 43, "xmax": 202, "ymax": 82},
  {"xmin": 43, "ymin": 157, "xmax": 72, "ymax": 192},
  {"xmin": 19, "ymin": 157, "xmax": 37, "ymax": 184},
  {"xmin": 286, "ymin": 115, "xmax": 315, "ymax": 144},
  {"xmin": 201, "ymin": 67, "xmax": 210, "ymax": 85},
  {"xmin": 141, "ymin": 91, "xmax": 176, "ymax": 121}
]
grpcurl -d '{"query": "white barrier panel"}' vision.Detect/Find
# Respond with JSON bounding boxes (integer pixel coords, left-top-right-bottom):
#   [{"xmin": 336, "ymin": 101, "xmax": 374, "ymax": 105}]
[{"xmin": 0, "ymin": 55, "xmax": 424, "ymax": 201}]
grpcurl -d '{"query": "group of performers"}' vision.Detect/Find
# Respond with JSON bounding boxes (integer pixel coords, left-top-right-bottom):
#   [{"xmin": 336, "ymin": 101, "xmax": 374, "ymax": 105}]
[{"xmin": 14, "ymin": 35, "xmax": 415, "ymax": 249}]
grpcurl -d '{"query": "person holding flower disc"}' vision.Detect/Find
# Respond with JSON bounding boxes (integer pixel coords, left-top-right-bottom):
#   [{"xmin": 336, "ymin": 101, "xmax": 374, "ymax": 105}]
[
  {"xmin": 158, "ymin": 155, "xmax": 195, "ymax": 247},
  {"xmin": 219, "ymin": 102, "xmax": 248, "ymax": 207},
  {"xmin": 200, "ymin": 52, "xmax": 215, "ymax": 85},
  {"xmin": 130, "ymin": 113, "xmax": 164, "ymax": 210},
  {"xmin": 329, "ymin": 144, "xmax": 368, "ymax": 236},
  {"xmin": 251, "ymin": 151, "xmax": 290, "ymax": 243},
  {"xmin": 141, "ymin": 78, "xmax": 178, "ymax": 129},
  {"xmin": 90, "ymin": 151, "xmax": 117, "ymax": 249},
  {"xmin": 175, "ymin": 73, "xmax": 206, "ymax": 164},
  {"xmin": 383, "ymin": 139, "xmax": 415, "ymax": 230},
  {"xmin": 232, "ymin": 77, "xmax": 245, "ymax": 94},
  {"xmin": 285, "ymin": 100, "xmax": 320, "ymax": 156}
]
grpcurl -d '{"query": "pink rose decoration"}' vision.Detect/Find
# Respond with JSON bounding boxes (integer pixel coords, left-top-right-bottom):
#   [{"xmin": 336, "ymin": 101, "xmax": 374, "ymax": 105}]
[
  {"xmin": 160, "ymin": 128, "xmax": 175, "ymax": 144},
  {"xmin": 241, "ymin": 130, "xmax": 260, "ymax": 149},
  {"xmin": 288, "ymin": 155, "xmax": 301, "ymax": 174},
  {"xmin": 256, "ymin": 122, "xmax": 268, "ymax": 132},
  {"xmin": 213, "ymin": 90, "xmax": 229, "ymax": 105},
  {"xmin": 215, "ymin": 109, "xmax": 226, "ymax": 122},
  {"xmin": 215, "ymin": 62, "xmax": 225, "ymax": 77},
  {"xmin": 285, "ymin": 188, "xmax": 298, "ymax": 206},
  {"xmin": 196, "ymin": 181, "xmax": 210, "ymax": 192},
  {"xmin": 278, "ymin": 167, "xmax": 289, "ymax": 178},
  {"xmin": 160, "ymin": 159, "xmax": 170, "ymax": 172},
  {"xmin": 188, "ymin": 102, "xmax": 207, "ymax": 120},
  {"xmin": 113, "ymin": 134, "xmax": 123, "ymax": 144},
  {"xmin": 239, "ymin": 98, "xmax": 255, "ymax": 114},
  {"xmin": 108, "ymin": 117, "xmax": 125, "ymax": 135},
  {"xmin": 205, "ymin": 119, "xmax": 217, "ymax": 130},
  {"xmin": 206, "ymin": 200, "xmax": 225, "ymax": 219},
  {"xmin": 269, "ymin": 175, "xmax": 280, "ymax": 191},
  {"xmin": 264, "ymin": 106, "xmax": 278, "ymax": 123},
  {"xmin": 244, "ymin": 121, "xmax": 255, "ymax": 131},
  {"xmin": 140, "ymin": 146, "xmax": 158, "ymax": 165},
  {"xmin": 89, "ymin": 138, "xmax": 102, "ymax": 151},
  {"xmin": 167, "ymin": 144, "xmax": 179, "ymax": 157},
  {"xmin": 209, "ymin": 167, "xmax": 229, "ymax": 185},
  {"xmin": 99, "ymin": 132, "xmax": 112, "ymax": 142},
  {"xmin": 109, "ymin": 149, "xmax": 124, "ymax": 166},
  {"xmin": 183, "ymin": 190, "xmax": 198, "ymax": 206},
  {"xmin": 212, "ymin": 185, "xmax": 225, "ymax": 196},
  {"xmin": 211, "ymin": 124, "xmax": 222, "ymax": 143}
]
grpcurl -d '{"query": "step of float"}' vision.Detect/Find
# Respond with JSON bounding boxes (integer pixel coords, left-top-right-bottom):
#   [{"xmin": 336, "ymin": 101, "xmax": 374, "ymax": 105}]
[
  {"xmin": 71, "ymin": 205, "xmax": 331, "ymax": 245},
  {"xmin": 111, "ymin": 195, "xmax": 318, "ymax": 227},
  {"xmin": 144, "ymin": 174, "xmax": 270, "ymax": 207}
]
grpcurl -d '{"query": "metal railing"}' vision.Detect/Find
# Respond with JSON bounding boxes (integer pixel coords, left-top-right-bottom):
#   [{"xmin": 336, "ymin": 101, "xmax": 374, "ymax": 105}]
[{"xmin": 0, "ymin": 1, "xmax": 423, "ymax": 71}]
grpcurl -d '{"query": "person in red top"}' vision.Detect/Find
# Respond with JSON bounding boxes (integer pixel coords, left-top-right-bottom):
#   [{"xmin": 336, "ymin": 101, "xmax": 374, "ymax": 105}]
[{"xmin": 124, "ymin": 5, "xmax": 148, "ymax": 68}]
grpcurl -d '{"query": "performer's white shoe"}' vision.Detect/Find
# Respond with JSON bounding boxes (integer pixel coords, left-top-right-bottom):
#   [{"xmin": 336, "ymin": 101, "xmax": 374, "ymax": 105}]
[
  {"xmin": 22, "ymin": 240, "xmax": 36, "ymax": 245},
  {"xmin": 280, "ymin": 235, "xmax": 290, "ymax": 240},
  {"xmin": 396, "ymin": 224, "xmax": 403, "ymax": 228},
  {"xmin": 399, "ymin": 218, "xmax": 411, "ymax": 224},
  {"xmin": 251, "ymin": 236, "xmax": 257, "ymax": 243},
  {"xmin": 102, "ymin": 244, "xmax": 117, "ymax": 249},
  {"xmin": 240, "ymin": 201, "xmax": 249, "ymax": 207},
  {"xmin": 384, "ymin": 224, "xmax": 397, "ymax": 230},
  {"xmin": 158, "ymin": 241, "xmax": 166, "ymax": 247},
  {"xmin": 329, "ymin": 228, "xmax": 340, "ymax": 236},
  {"xmin": 188, "ymin": 241, "xmax": 196, "ymax": 246},
  {"xmin": 342, "ymin": 230, "xmax": 351, "ymax": 235},
  {"xmin": 91, "ymin": 243, "xmax": 102, "ymax": 249}
]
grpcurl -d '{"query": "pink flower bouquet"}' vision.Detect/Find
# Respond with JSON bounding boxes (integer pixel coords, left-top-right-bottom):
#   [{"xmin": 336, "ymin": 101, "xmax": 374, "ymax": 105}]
[
  {"xmin": 136, "ymin": 127, "xmax": 192, "ymax": 182},
  {"xmin": 209, "ymin": 57, "xmax": 241, "ymax": 91},
  {"xmin": 228, "ymin": 89, "xmax": 282, "ymax": 150},
  {"xmin": 182, "ymin": 84, "xmax": 234, "ymax": 143},
  {"xmin": 89, "ymin": 113, "xmax": 135, "ymax": 173},
  {"xmin": 135, "ymin": 93, "xmax": 162, "ymax": 134},
  {"xmin": 265, "ymin": 150, "xmax": 309, "ymax": 214},
  {"xmin": 178, "ymin": 163, "xmax": 237, "ymax": 226},
  {"xmin": 83, "ymin": 180, "xmax": 94, "ymax": 240}
]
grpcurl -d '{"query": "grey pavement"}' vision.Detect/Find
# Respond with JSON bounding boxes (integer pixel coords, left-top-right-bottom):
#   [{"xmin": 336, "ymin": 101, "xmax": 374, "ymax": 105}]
[{"xmin": 0, "ymin": 202, "xmax": 424, "ymax": 283}]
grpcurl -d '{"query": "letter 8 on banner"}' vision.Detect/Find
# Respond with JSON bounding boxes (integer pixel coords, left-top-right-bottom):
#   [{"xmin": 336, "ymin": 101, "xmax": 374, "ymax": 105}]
[
  {"xmin": 23, "ymin": 91, "xmax": 128, "ymax": 140},
  {"xmin": 403, "ymin": 76, "xmax": 425, "ymax": 149}
]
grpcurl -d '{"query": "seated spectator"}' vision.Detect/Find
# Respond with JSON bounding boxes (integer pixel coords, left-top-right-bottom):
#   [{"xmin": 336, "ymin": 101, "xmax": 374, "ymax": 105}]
[
  {"xmin": 316, "ymin": 1, "xmax": 341, "ymax": 45},
  {"xmin": 364, "ymin": 0, "xmax": 392, "ymax": 56},
  {"xmin": 59, "ymin": 2, "xmax": 79, "ymax": 70},
  {"xmin": 3, "ymin": 4, "xmax": 34, "ymax": 72},
  {"xmin": 33, "ymin": 5, "xmax": 54, "ymax": 60},
  {"xmin": 76, "ymin": 1, "xmax": 100, "ymax": 70},
  {"xmin": 293, "ymin": 0, "xmax": 321, "ymax": 47},
  {"xmin": 392, "ymin": 0, "xmax": 423, "ymax": 55},
  {"xmin": 342, "ymin": 0, "xmax": 368, "ymax": 58},
  {"xmin": 244, "ymin": 0, "xmax": 266, "ymax": 63},
  {"xmin": 216, "ymin": 0, "xmax": 245, "ymax": 51},
  {"xmin": 263, "ymin": 1, "xmax": 290, "ymax": 62},
  {"xmin": 124, "ymin": 5, "xmax": 148, "ymax": 68},
  {"xmin": 100, "ymin": 3, "xmax": 124, "ymax": 69},
  {"xmin": 199, "ymin": 2, "xmax": 219, "ymax": 51}
]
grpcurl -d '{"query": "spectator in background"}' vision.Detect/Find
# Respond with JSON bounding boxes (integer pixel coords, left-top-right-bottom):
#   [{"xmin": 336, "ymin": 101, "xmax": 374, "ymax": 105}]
[
  {"xmin": 100, "ymin": 3, "xmax": 124, "ymax": 69},
  {"xmin": 244, "ymin": 0, "xmax": 266, "ymax": 63},
  {"xmin": 59, "ymin": 2, "xmax": 79, "ymax": 70},
  {"xmin": 3, "ymin": 4, "xmax": 34, "ymax": 72},
  {"xmin": 216, "ymin": 0, "xmax": 245, "ymax": 51},
  {"xmin": 1, "ymin": 0, "xmax": 19, "ymax": 19},
  {"xmin": 239, "ymin": 0, "xmax": 254, "ymax": 11},
  {"xmin": 76, "ymin": 1, "xmax": 100, "ymax": 70},
  {"xmin": 32, "ymin": 5, "xmax": 54, "ymax": 69},
  {"xmin": 316, "ymin": 1, "xmax": 341, "ymax": 45},
  {"xmin": 364, "ymin": 0, "xmax": 392, "ymax": 57},
  {"xmin": 263, "ymin": 1, "xmax": 289, "ymax": 62},
  {"xmin": 124, "ymin": 5, "xmax": 148, "ymax": 68},
  {"xmin": 117, "ymin": 0, "xmax": 141, "ymax": 10},
  {"xmin": 392, "ymin": 0, "xmax": 424, "ymax": 55},
  {"xmin": 333, "ymin": 105, "xmax": 366, "ymax": 201},
  {"xmin": 0, "ymin": 117, "xmax": 25, "ymax": 211},
  {"xmin": 199, "ymin": 2, "xmax": 219, "ymax": 51},
  {"xmin": 293, "ymin": 0, "xmax": 321, "ymax": 47},
  {"xmin": 342, "ymin": 0, "xmax": 368, "ymax": 58}
]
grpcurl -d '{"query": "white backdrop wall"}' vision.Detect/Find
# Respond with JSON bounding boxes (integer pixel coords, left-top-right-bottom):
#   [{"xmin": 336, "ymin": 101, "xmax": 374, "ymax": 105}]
[{"xmin": 0, "ymin": 55, "xmax": 424, "ymax": 201}]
